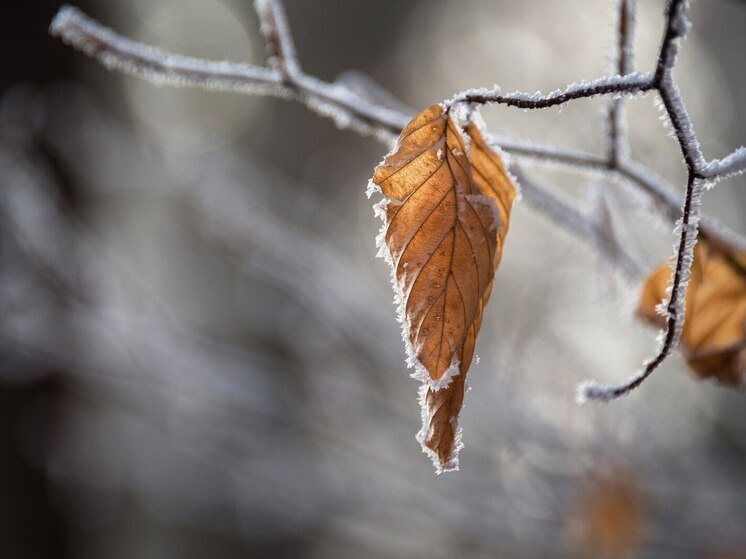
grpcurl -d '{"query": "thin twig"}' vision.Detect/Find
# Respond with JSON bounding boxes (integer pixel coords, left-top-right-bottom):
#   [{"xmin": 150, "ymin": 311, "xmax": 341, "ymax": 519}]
[
  {"xmin": 513, "ymin": 166, "xmax": 646, "ymax": 279},
  {"xmin": 451, "ymin": 73, "xmax": 653, "ymax": 109},
  {"xmin": 701, "ymin": 147, "xmax": 746, "ymax": 179},
  {"xmin": 593, "ymin": 184, "xmax": 649, "ymax": 279},
  {"xmin": 579, "ymin": 172, "xmax": 702, "ymax": 401},
  {"xmin": 254, "ymin": 0, "xmax": 301, "ymax": 78},
  {"xmin": 608, "ymin": 0, "xmax": 636, "ymax": 166}
]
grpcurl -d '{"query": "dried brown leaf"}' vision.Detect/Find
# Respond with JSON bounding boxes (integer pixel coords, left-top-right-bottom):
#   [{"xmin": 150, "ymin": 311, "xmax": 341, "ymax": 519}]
[
  {"xmin": 371, "ymin": 104, "xmax": 517, "ymax": 471},
  {"xmin": 637, "ymin": 241, "xmax": 746, "ymax": 387}
]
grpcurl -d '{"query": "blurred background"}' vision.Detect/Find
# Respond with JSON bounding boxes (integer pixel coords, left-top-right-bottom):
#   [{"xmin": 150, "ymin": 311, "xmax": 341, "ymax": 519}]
[{"xmin": 1, "ymin": 1, "xmax": 745, "ymax": 557}]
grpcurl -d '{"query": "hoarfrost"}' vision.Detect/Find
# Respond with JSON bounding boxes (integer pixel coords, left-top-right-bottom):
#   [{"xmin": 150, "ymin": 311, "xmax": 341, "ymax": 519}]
[
  {"xmin": 50, "ymin": 6, "xmax": 291, "ymax": 97},
  {"xmin": 365, "ymin": 179, "xmax": 382, "ymax": 199}
]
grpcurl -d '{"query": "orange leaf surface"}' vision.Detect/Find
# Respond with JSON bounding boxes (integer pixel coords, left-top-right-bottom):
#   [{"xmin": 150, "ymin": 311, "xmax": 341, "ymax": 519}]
[
  {"xmin": 637, "ymin": 241, "xmax": 746, "ymax": 387},
  {"xmin": 370, "ymin": 104, "xmax": 517, "ymax": 471}
]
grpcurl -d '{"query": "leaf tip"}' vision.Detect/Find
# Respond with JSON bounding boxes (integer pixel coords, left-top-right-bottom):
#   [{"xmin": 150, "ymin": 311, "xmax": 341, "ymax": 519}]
[{"xmin": 416, "ymin": 384, "xmax": 464, "ymax": 474}]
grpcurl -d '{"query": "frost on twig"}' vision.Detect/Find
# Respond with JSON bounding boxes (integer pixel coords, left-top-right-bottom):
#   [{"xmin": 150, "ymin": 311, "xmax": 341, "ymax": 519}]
[
  {"xmin": 702, "ymin": 147, "xmax": 746, "ymax": 180},
  {"xmin": 49, "ymin": 6, "xmax": 291, "ymax": 97},
  {"xmin": 580, "ymin": 173, "xmax": 704, "ymax": 402},
  {"xmin": 49, "ymin": 4, "xmax": 408, "ymax": 141},
  {"xmin": 451, "ymin": 73, "xmax": 653, "ymax": 110}
]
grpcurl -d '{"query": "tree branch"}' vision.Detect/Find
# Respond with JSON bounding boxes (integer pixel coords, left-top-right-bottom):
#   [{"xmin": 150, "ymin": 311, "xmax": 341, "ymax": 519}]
[
  {"xmin": 450, "ymin": 73, "xmax": 653, "ymax": 109},
  {"xmin": 50, "ymin": 3, "xmax": 746, "ymax": 182},
  {"xmin": 48, "ymin": 2, "xmax": 746, "ymax": 256},
  {"xmin": 489, "ymin": 137, "xmax": 746, "ymax": 256},
  {"xmin": 50, "ymin": 0, "xmax": 746, "ymax": 402},
  {"xmin": 579, "ymin": 0, "xmax": 707, "ymax": 401},
  {"xmin": 701, "ymin": 147, "xmax": 746, "ymax": 180},
  {"xmin": 579, "ymin": 171, "xmax": 702, "ymax": 402},
  {"xmin": 49, "ymin": 5, "xmax": 408, "ymax": 140}
]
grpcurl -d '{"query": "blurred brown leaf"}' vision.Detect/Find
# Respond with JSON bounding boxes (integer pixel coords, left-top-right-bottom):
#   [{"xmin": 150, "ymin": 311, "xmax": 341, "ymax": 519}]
[
  {"xmin": 637, "ymin": 241, "xmax": 746, "ymax": 387},
  {"xmin": 371, "ymin": 104, "xmax": 517, "ymax": 471},
  {"xmin": 573, "ymin": 467, "xmax": 647, "ymax": 557}
]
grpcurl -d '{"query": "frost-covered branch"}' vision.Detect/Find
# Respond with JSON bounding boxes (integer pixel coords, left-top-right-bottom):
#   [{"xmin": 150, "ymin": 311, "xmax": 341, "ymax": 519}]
[
  {"xmin": 654, "ymin": 1, "xmax": 704, "ymax": 174},
  {"xmin": 491, "ymin": 137, "xmax": 746, "ymax": 256},
  {"xmin": 579, "ymin": 0, "xmax": 704, "ymax": 401},
  {"xmin": 50, "ymin": 2, "xmax": 746, "ymax": 184},
  {"xmin": 49, "ymin": 6, "xmax": 287, "ymax": 94},
  {"xmin": 254, "ymin": 0, "xmax": 301, "ymax": 78},
  {"xmin": 49, "ymin": 5, "xmax": 408, "ymax": 140},
  {"xmin": 701, "ymin": 147, "xmax": 746, "ymax": 180},
  {"xmin": 579, "ymin": 172, "xmax": 703, "ymax": 402},
  {"xmin": 49, "ymin": 4, "xmax": 745, "ymax": 243},
  {"xmin": 451, "ymin": 73, "xmax": 653, "ymax": 110},
  {"xmin": 50, "ymin": 0, "xmax": 746, "ymax": 402},
  {"xmin": 649, "ymin": 0, "xmax": 746, "ymax": 180}
]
